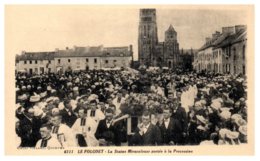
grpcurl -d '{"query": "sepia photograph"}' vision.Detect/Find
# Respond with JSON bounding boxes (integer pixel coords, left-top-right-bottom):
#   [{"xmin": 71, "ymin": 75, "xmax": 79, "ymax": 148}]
[{"xmin": 4, "ymin": 4, "xmax": 254, "ymax": 155}]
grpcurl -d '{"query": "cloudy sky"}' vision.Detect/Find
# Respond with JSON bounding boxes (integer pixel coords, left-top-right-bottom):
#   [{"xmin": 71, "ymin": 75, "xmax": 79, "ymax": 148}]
[{"xmin": 6, "ymin": 5, "xmax": 251, "ymax": 60}]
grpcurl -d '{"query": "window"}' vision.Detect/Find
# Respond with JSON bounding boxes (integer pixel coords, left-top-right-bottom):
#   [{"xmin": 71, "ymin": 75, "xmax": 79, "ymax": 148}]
[
  {"xmin": 242, "ymin": 45, "xmax": 246, "ymax": 60},
  {"xmin": 48, "ymin": 68, "xmax": 51, "ymax": 73},
  {"xmin": 105, "ymin": 60, "xmax": 109, "ymax": 64},
  {"xmin": 29, "ymin": 68, "xmax": 33, "ymax": 74},
  {"xmin": 233, "ymin": 48, "xmax": 236, "ymax": 61},
  {"xmin": 58, "ymin": 59, "xmax": 61, "ymax": 63},
  {"xmin": 94, "ymin": 58, "xmax": 97, "ymax": 63},
  {"xmin": 48, "ymin": 60, "xmax": 51, "ymax": 64},
  {"xmin": 68, "ymin": 59, "xmax": 71, "ymax": 63},
  {"xmin": 226, "ymin": 64, "xmax": 228, "ymax": 72},
  {"xmin": 35, "ymin": 60, "xmax": 38, "ymax": 64},
  {"xmin": 24, "ymin": 60, "xmax": 27, "ymax": 64},
  {"xmin": 113, "ymin": 60, "xmax": 117, "ymax": 63},
  {"xmin": 243, "ymin": 65, "xmax": 246, "ymax": 75},
  {"xmin": 30, "ymin": 60, "xmax": 32, "ymax": 64},
  {"xmin": 86, "ymin": 58, "xmax": 89, "ymax": 62}
]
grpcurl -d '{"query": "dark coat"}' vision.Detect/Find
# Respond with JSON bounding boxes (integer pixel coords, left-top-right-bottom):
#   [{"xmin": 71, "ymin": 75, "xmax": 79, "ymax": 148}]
[
  {"xmin": 17, "ymin": 116, "xmax": 37, "ymax": 147},
  {"xmin": 157, "ymin": 118, "xmax": 183, "ymax": 145},
  {"xmin": 130, "ymin": 123, "xmax": 162, "ymax": 146},
  {"xmin": 59, "ymin": 108, "xmax": 77, "ymax": 128},
  {"xmin": 95, "ymin": 119, "xmax": 122, "ymax": 146},
  {"xmin": 171, "ymin": 106, "xmax": 188, "ymax": 133}
]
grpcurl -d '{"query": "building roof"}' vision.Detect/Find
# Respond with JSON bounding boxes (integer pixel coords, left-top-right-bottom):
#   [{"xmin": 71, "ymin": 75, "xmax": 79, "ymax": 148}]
[
  {"xmin": 167, "ymin": 24, "xmax": 176, "ymax": 32},
  {"xmin": 213, "ymin": 29, "xmax": 246, "ymax": 49},
  {"xmin": 55, "ymin": 46, "xmax": 104, "ymax": 57},
  {"xmin": 199, "ymin": 28, "xmax": 246, "ymax": 51},
  {"xmin": 16, "ymin": 45, "xmax": 132, "ymax": 61},
  {"xmin": 16, "ymin": 52, "xmax": 55, "ymax": 61}
]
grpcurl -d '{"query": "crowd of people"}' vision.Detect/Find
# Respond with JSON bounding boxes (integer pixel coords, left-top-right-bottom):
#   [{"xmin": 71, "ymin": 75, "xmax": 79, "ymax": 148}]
[{"xmin": 15, "ymin": 67, "xmax": 247, "ymax": 148}]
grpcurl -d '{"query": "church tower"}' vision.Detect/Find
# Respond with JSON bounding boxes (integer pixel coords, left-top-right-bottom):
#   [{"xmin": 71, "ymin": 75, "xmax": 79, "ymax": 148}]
[
  {"xmin": 164, "ymin": 24, "xmax": 179, "ymax": 68},
  {"xmin": 138, "ymin": 9, "xmax": 158, "ymax": 66}
]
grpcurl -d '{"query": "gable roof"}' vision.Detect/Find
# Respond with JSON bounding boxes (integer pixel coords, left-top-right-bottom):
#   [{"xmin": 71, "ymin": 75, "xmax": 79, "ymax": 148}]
[
  {"xmin": 199, "ymin": 28, "xmax": 247, "ymax": 51},
  {"xmin": 213, "ymin": 29, "xmax": 246, "ymax": 49},
  {"xmin": 16, "ymin": 52, "xmax": 55, "ymax": 61}
]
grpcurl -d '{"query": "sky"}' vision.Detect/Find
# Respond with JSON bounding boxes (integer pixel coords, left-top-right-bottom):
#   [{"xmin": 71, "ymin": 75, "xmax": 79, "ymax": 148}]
[{"xmin": 5, "ymin": 5, "xmax": 251, "ymax": 60}]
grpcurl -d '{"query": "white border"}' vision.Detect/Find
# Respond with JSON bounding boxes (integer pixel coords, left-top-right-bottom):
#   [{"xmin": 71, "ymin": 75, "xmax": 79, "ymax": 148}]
[{"xmin": 1, "ymin": 0, "xmax": 259, "ymax": 161}]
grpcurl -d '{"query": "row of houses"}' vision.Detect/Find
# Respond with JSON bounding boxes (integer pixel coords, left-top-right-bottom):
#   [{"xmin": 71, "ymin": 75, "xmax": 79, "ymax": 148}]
[
  {"xmin": 15, "ymin": 45, "xmax": 133, "ymax": 74},
  {"xmin": 193, "ymin": 25, "xmax": 247, "ymax": 75}
]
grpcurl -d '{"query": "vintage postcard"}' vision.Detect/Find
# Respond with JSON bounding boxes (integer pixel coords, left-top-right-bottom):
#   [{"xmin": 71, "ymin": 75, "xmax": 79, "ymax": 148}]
[{"xmin": 5, "ymin": 5, "xmax": 254, "ymax": 155}]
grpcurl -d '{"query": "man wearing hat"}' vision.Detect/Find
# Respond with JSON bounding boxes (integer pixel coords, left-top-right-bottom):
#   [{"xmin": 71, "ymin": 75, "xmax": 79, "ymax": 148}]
[
  {"xmin": 28, "ymin": 94, "xmax": 41, "ymax": 110},
  {"xmin": 208, "ymin": 101, "xmax": 221, "ymax": 134}
]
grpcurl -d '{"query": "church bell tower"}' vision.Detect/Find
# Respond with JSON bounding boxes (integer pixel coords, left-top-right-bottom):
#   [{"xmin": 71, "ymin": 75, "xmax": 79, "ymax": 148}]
[{"xmin": 138, "ymin": 9, "xmax": 158, "ymax": 66}]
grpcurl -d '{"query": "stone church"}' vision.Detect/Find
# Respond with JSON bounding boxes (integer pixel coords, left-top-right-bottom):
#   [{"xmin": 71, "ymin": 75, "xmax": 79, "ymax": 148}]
[{"xmin": 138, "ymin": 9, "xmax": 180, "ymax": 69}]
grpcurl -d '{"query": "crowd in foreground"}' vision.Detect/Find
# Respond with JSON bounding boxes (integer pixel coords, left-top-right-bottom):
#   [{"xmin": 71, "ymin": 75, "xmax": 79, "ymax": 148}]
[{"xmin": 15, "ymin": 68, "xmax": 247, "ymax": 148}]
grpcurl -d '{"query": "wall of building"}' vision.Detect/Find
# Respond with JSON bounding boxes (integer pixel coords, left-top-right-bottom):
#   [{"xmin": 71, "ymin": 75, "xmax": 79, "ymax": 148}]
[
  {"xmin": 54, "ymin": 57, "xmax": 101, "ymax": 72},
  {"xmin": 212, "ymin": 48, "xmax": 223, "ymax": 73},
  {"xmin": 100, "ymin": 56, "xmax": 132, "ymax": 68},
  {"xmin": 16, "ymin": 59, "xmax": 55, "ymax": 74},
  {"xmin": 222, "ymin": 41, "xmax": 246, "ymax": 75}
]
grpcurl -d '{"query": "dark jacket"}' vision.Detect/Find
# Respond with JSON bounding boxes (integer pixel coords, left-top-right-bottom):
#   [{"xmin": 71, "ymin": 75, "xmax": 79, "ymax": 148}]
[
  {"xmin": 59, "ymin": 108, "xmax": 77, "ymax": 128},
  {"xmin": 95, "ymin": 119, "xmax": 122, "ymax": 146},
  {"xmin": 171, "ymin": 106, "xmax": 188, "ymax": 133},
  {"xmin": 157, "ymin": 118, "xmax": 183, "ymax": 145},
  {"xmin": 130, "ymin": 123, "xmax": 162, "ymax": 146}
]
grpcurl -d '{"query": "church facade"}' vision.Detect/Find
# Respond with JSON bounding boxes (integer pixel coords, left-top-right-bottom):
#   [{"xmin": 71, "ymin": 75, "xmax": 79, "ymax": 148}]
[{"xmin": 138, "ymin": 9, "xmax": 180, "ymax": 69}]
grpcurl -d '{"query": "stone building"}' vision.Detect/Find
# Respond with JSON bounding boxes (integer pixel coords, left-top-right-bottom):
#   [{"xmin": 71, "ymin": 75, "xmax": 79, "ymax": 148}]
[
  {"xmin": 138, "ymin": 9, "xmax": 180, "ymax": 69},
  {"xmin": 193, "ymin": 25, "xmax": 247, "ymax": 75},
  {"xmin": 15, "ymin": 45, "xmax": 133, "ymax": 74},
  {"xmin": 15, "ymin": 52, "xmax": 55, "ymax": 74}
]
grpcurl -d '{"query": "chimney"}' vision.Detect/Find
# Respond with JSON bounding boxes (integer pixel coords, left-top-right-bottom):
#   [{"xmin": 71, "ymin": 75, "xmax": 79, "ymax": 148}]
[
  {"xmin": 205, "ymin": 37, "xmax": 211, "ymax": 43},
  {"xmin": 66, "ymin": 47, "xmax": 69, "ymax": 50},
  {"xmin": 129, "ymin": 45, "xmax": 133, "ymax": 53},
  {"xmin": 21, "ymin": 50, "xmax": 26, "ymax": 55},
  {"xmin": 55, "ymin": 48, "xmax": 59, "ymax": 52},
  {"xmin": 222, "ymin": 26, "xmax": 235, "ymax": 34},
  {"xmin": 235, "ymin": 25, "xmax": 247, "ymax": 33},
  {"xmin": 212, "ymin": 31, "xmax": 221, "ymax": 39}
]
